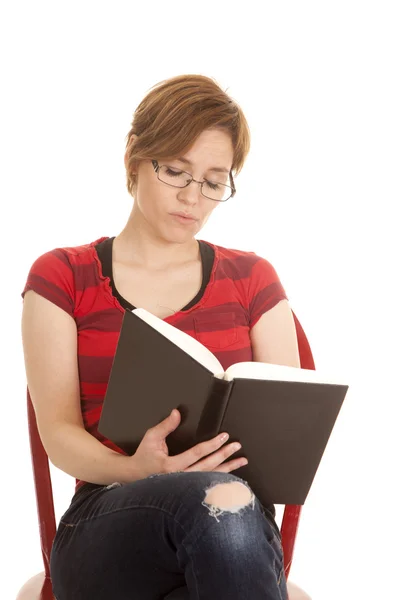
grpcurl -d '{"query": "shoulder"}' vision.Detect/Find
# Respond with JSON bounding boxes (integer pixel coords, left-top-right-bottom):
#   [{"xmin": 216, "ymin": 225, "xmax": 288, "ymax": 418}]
[
  {"xmin": 21, "ymin": 236, "xmax": 108, "ymax": 315},
  {"xmin": 26, "ymin": 236, "xmax": 107, "ymax": 274},
  {"xmin": 204, "ymin": 239, "xmax": 280, "ymax": 282}
]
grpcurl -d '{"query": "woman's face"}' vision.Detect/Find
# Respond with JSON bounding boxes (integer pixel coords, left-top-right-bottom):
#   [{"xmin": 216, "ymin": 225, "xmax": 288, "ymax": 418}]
[{"xmin": 130, "ymin": 128, "xmax": 234, "ymax": 243}]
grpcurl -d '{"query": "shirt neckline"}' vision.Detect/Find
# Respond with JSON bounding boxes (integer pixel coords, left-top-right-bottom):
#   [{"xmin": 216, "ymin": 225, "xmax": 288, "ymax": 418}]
[{"xmin": 90, "ymin": 236, "xmax": 219, "ymax": 323}]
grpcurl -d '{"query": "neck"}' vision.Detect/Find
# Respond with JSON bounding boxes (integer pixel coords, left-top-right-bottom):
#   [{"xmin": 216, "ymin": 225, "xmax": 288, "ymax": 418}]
[{"xmin": 115, "ymin": 209, "xmax": 200, "ymax": 271}]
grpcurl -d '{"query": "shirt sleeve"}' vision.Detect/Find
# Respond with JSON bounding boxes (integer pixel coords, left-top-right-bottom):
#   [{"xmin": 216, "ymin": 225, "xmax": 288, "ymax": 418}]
[
  {"xmin": 21, "ymin": 248, "xmax": 76, "ymax": 317},
  {"xmin": 248, "ymin": 255, "xmax": 288, "ymax": 329}
]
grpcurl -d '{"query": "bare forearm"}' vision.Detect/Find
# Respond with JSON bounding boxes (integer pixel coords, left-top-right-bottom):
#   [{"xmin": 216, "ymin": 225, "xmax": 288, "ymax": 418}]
[{"xmin": 43, "ymin": 422, "xmax": 141, "ymax": 485}]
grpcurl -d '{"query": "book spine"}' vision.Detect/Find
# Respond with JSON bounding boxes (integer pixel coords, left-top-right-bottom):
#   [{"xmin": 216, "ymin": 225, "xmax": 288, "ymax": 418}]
[{"xmin": 195, "ymin": 378, "xmax": 233, "ymax": 444}]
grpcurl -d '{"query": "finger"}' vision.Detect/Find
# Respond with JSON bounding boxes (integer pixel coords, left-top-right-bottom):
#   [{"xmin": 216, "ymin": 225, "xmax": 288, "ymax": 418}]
[
  {"xmin": 169, "ymin": 432, "xmax": 230, "ymax": 472},
  {"xmin": 212, "ymin": 458, "xmax": 249, "ymax": 473},
  {"xmin": 148, "ymin": 409, "xmax": 181, "ymax": 440},
  {"xmin": 184, "ymin": 441, "xmax": 242, "ymax": 473}
]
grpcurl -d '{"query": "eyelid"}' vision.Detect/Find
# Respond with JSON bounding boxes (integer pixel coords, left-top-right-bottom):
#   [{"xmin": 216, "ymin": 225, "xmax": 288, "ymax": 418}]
[{"xmin": 167, "ymin": 165, "xmax": 219, "ymax": 181}]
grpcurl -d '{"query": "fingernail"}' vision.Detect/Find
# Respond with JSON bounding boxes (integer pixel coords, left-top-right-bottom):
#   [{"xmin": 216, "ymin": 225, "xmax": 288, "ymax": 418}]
[{"xmin": 220, "ymin": 433, "xmax": 229, "ymax": 442}]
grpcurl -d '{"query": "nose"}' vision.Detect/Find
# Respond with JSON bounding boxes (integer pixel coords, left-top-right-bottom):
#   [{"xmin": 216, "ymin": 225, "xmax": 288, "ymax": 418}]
[{"xmin": 178, "ymin": 177, "xmax": 204, "ymax": 204}]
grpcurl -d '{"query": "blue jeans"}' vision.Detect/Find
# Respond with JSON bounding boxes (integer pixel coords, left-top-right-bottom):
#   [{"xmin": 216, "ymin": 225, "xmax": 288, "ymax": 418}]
[{"xmin": 50, "ymin": 471, "xmax": 288, "ymax": 599}]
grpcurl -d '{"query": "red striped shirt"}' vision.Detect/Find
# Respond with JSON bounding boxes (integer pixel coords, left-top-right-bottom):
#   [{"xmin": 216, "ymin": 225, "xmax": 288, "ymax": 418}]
[{"xmin": 22, "ymin": 236, "xmax": 314, "ymax": 492}]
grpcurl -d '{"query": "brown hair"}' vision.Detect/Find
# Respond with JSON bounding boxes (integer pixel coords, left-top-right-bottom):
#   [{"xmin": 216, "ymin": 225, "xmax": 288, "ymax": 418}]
[{"xmin": 124, "ymin": 74, "xmax": 251, "ymax": 197}]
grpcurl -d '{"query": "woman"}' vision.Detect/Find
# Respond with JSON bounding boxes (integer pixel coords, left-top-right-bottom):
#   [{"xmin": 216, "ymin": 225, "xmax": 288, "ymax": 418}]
[{"xmin": 21, "ymin": 74, "xmax": 301, "ymax": 600}]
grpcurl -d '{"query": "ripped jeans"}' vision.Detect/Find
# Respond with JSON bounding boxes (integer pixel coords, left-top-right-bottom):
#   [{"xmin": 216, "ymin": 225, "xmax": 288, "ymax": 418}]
[{"xmin": 50, "ymin": 471, "xmax": 287, "ymax": 600}]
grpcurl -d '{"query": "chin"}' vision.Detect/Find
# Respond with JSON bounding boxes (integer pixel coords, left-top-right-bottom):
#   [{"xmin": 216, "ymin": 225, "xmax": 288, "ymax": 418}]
[
  {"xmin": 161, "ymin": 222, "xmax": 200, "ymax": 242},
  {"xmin": 159, "ymin": 229, "xmax": 193, "ymax": 245}
]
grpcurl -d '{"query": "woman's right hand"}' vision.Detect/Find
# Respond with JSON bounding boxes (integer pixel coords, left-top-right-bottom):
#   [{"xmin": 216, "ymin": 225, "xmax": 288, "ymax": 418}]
[{"xmin": 130, "ymin": 409, "xmax": 248, "ymax": 480}]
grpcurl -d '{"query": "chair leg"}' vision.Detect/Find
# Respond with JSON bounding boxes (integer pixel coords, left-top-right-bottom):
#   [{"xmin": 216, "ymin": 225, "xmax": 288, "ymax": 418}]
[{"xmin": 41, "ymin": 577, "xmax": 55, "ymax": 600}]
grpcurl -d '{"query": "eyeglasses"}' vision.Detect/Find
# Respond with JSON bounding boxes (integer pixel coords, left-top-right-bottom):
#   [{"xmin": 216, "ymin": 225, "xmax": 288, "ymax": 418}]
[{"xmin": 151, "ymin": 160, "xmax": 236, "ymax": 202}]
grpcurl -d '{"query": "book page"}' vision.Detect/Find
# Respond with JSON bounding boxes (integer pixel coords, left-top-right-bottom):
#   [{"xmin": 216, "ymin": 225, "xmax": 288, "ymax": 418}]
[
  {"xmin": 224, "ymin": 360, "xmax": 347, "ymax": 385},
  {"xmin": 132, "ymin": 308, "xmax": 224, "ymax": 376}
]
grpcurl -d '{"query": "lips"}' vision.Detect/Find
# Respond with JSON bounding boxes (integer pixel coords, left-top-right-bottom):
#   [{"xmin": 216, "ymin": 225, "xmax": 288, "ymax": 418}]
[{"xmin": 170, "ymin": 212, "xmax": 198, "ymax": 221}]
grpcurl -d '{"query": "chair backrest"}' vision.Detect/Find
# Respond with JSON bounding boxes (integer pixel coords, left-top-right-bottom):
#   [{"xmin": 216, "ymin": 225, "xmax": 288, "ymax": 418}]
[
  {"xmin": 26, "ymin": 308, "xmax": 315, "ymax": 583},
  {"xmin": 27, "ymin": 393, "xmax": 56, "ymax": 588}
]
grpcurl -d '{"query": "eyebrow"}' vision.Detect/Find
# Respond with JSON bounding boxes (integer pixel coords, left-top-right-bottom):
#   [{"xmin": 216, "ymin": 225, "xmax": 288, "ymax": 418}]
[{"xmin": 175, "ymin": 157, "xmax": 230, "ymax": 174}]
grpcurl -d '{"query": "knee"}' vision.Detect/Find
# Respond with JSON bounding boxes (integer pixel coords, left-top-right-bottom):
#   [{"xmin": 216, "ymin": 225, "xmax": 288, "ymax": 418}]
[{"xmin": 202, "ymin": 480, "xmax": 255, "ymax": 521}]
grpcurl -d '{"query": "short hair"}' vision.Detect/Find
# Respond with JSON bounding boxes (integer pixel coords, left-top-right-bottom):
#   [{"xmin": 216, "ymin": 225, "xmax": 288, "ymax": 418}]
[{"xmin": 124, "ymin": 74, "xmax": 251, "ymax": 197}]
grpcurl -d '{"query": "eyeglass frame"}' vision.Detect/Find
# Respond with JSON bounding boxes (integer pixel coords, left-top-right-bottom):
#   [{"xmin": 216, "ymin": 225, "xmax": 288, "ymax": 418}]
[{"xmin": 151, "ymin": 159, "xmax": 236, "ymax": 202}]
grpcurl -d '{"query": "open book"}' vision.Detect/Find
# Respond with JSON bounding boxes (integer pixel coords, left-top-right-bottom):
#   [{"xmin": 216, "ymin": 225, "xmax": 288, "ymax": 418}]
[{"xmin": 98, "ymin": 308, "xmax": 348, "ymax": 506}]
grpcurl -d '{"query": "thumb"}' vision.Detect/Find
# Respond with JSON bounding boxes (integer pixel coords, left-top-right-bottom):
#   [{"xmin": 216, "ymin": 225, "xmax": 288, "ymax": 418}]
[{"xmin": 152, "ymin": 409, "xmax": 181, "ymax": 439}]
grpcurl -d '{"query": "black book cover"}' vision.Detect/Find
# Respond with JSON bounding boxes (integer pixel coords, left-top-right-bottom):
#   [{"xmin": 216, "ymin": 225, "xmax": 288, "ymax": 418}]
[
  {"xmin": 98, "ymin": 309, "xmax": 348, "ymax": 506},
  {"xmin": 220, "ymin": 377, "xmax": 348, "ymax": 505},
  {"xmin": 98, "ymin": 310, "xmax": 222, "ymax": 456}
]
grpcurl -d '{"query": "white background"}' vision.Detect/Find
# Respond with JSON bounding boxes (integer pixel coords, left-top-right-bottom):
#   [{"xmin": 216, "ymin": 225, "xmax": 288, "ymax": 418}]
[{"xmin": 2, "ymin": 1, "xmax": 399, "ymax": 599}]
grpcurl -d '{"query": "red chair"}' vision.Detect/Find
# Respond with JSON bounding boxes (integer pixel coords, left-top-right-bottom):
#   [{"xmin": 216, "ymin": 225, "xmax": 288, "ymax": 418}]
[{"xmin": 17, "ymin": 311, "xmax": 314, "ymax": 600}]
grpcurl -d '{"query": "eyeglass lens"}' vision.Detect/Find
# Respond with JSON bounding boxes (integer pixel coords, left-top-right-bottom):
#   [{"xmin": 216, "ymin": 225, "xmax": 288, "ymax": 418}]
[{"xmin": 158, "ymin": 165, "xmax": 232, "ymax": 201}]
